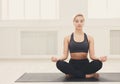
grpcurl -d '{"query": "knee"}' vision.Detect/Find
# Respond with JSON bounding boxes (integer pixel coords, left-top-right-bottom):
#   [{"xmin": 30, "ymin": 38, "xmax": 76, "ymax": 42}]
[
  {"xmin": 56, "ymin": 60, "xmax": 64, "ymax": 69},
  {"xmin": 94, "ymin": 60, "xmax": 103, "ymax": 69}
]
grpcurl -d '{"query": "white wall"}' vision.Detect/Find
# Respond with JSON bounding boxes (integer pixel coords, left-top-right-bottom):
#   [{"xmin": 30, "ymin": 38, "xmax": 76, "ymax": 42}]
[{"xmin": 0, "ymin": 0, "xmax": 120, "ymax": 59}]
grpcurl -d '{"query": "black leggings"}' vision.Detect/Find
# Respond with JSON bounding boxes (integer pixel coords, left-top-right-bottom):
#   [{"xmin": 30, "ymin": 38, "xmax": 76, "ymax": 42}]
[{"xmin": 56, "ymin": 59, "xmax": 102, "ymax": 78}]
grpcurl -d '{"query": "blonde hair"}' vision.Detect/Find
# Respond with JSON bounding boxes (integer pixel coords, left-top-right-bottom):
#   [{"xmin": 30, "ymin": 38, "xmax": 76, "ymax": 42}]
[{"xmin": 73, "ymin": 14, "xmax": 85, "ymax": 21}]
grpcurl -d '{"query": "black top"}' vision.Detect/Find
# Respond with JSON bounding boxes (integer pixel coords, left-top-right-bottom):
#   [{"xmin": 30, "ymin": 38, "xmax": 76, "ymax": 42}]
[{"xmin": 69, "ymin": 33, "xmax": 89, "ymax": 53}]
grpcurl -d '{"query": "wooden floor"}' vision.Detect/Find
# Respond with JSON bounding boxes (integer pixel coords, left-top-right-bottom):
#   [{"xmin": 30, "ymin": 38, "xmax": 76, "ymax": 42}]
[{"xmin": 0, "ymin": 58, "xmax": 120, "ymax": 84}]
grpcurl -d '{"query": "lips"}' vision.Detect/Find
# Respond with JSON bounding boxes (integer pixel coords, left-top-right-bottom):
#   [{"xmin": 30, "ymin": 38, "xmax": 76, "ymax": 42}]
[{"xmin": 78, "ymin": 25, "xmax": 81, "ymax": 27}]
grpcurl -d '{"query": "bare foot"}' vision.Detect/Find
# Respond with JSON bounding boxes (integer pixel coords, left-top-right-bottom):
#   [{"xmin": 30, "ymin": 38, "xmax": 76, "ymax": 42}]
[
  {"xmin": 65, "ymin": 74, "xmax": 72, "ymax": 78},
  {"xmin": 85, "ymin": 73, "xmax": 99, "ymax": 79}
]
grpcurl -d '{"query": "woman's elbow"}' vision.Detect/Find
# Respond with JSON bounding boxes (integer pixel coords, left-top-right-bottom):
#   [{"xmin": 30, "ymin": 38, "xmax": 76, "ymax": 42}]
[
  {"xmin": 63, "ymin": 54, "xmax": 68, "ymax": 60},
  {"xmin": 90, "ymin": 56, "xmax": 96, "ymax": 60},
  {"xmin": 64, "ymin": 56, "xmax": 68, "ymax": 60}
]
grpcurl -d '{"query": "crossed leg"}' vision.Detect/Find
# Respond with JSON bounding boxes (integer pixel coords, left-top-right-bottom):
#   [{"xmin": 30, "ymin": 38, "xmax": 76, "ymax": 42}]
[
  {"xmin": 84, "ymin": 60, "xmax": 103, "ymax": 78},
  {"xmin": 56, "ymin": 60, "xmax": 102, "ymax": 79},
  {"xmin": 56, "ymin": 60, "xmax": 85, "ymax": 78}
]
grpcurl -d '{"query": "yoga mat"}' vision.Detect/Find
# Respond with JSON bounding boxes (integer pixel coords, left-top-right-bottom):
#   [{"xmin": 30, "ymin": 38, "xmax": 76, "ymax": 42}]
[{"xmin": 15, "ymin": 73, "xmax": 120, "ymax": 82}]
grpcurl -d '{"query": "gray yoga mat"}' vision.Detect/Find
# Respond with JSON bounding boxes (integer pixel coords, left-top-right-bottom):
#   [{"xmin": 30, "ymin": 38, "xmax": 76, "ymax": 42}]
[{"xmin": 15, "ymin": 73, "xmax": 120, "ymax": 82}]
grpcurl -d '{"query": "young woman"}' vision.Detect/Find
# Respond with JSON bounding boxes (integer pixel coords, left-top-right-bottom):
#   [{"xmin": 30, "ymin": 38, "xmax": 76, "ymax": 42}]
[{"xmin": 51, "ymin": 14, "xmax": 107, "ymax": 79}]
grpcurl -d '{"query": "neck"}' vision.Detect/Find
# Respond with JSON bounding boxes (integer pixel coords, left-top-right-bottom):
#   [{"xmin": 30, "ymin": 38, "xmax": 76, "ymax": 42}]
[{"xmin": 74, "ymin": 30, "xmax": 84, "ymax": 35}]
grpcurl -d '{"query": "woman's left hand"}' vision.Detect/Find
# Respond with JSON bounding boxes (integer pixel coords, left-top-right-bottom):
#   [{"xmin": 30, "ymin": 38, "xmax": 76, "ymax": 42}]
[{"xmin": 99, "ymin": 56, "xmax": 107, "ymax": 62}]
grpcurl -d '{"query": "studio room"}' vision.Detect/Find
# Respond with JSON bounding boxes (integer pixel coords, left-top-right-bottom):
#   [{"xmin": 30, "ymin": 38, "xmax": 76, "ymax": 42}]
[{"xmin": 0, "ymin": 0, "xmax": 120, "ymax": 84}]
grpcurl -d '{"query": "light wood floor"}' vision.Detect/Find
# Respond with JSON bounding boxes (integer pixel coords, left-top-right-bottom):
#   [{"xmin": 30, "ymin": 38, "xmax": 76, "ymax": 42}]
[{"xmin": 0, "ymin": 58, "xmax": 120, "ymax": 84}]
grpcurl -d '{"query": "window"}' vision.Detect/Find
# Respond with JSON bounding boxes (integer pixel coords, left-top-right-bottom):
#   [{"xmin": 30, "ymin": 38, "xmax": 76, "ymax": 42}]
[
  {"xmin": 110, "ymin": 30, "xmax": 120, "ymax": 55},
  {"xmin": 88, "ymin": 0, "xmax": 120, "ymax": 18},
  {"xmin": 1, "ymin": 0, "xmax": 59, "ymax": 20},
  {"xmin": 21, "ymin": 31, "xmax": 58, "ymax": 55}
]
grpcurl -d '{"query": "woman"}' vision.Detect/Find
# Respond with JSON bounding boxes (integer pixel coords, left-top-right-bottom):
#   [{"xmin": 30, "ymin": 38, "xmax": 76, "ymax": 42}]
[{"xmin": 51, "ymin": 14, "xmax": 107, "ymax": 79}]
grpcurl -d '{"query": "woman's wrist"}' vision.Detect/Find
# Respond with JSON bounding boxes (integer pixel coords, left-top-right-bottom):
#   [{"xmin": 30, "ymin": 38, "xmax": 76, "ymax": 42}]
[
  {"xmin": 58, "ymin": 58, "xmax": 64, "ymax": 61},
  {"xmin": 91, "ymin": 56, "xmax": 100, "ymax": 61}
]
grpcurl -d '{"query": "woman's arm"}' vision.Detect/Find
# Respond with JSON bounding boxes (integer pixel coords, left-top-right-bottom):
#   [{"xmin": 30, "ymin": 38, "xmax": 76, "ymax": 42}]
[
  {"xmin": 58, "ymin": 36, "xmax": 69, "ymax": 60},
  {"xmin": 88, "ymin": 35, "xmax": 99, "ymax": 60},
  {"xmin": 51, "ymin": 36, "xmax": 69, "ymax": 62},
  {"xmin": 88, "ymin": 35, "xmax": 107, "ymax": 62}
]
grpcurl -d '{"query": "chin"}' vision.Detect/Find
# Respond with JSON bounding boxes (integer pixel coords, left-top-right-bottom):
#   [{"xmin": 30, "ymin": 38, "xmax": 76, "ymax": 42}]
[{"xmin": 76, "ymin": 27, "xmax": 82, "ymax": 30}]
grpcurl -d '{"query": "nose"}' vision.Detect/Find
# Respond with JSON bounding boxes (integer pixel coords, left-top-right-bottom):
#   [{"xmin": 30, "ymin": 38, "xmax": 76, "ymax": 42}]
[{"xmin": 78, "ymin": 22, "xmax": 82, "ymax": 25}]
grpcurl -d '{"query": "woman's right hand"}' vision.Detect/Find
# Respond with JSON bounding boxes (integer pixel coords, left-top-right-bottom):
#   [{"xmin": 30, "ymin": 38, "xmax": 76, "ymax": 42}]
[
  {"xmin": 51, "ymin": 56, "xmax": 59, "ymax": 62},
  {"xmin": 98, "ymin": 56, "xmax": 107, "ymax": 62}
]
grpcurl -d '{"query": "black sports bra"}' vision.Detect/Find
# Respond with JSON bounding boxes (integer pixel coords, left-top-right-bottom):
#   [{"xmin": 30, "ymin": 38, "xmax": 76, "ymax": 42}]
[{"xmin": 69, "ymin": 33, "xmax": 89, "ymax": 53}]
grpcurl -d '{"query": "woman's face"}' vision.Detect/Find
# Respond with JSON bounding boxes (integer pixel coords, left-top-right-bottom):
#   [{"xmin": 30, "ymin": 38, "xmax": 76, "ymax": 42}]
[{"xmin": 73, "ymin": 16, "xmax": 84, "ymax": 30}]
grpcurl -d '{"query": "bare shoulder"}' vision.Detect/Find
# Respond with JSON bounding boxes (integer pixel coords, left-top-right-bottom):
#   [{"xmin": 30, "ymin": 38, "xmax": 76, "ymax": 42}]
[
  {"xmin": 64, "ymin": 35, "xmax": 71, "ymax": 42},
  {"xmin": 87, "ymin": 34, "xmax": 94, "ymax": 42}
]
